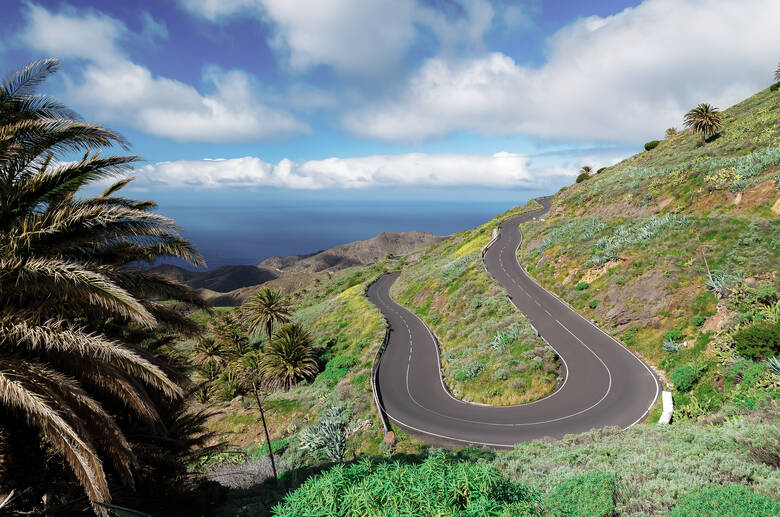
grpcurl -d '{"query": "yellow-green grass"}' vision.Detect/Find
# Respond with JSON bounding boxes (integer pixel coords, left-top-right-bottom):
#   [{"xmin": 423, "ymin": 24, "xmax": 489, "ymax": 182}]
[
  {"xmin": 391, "ymin": 199, "xmax": 559, "ymax": 406},
  {"xmin": 518, "ymin": 212, "xmax": 780, "ymax": 418}
]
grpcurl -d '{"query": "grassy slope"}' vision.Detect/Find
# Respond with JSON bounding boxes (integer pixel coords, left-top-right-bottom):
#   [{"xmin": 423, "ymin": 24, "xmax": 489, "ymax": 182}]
[
  {"xmin": 391, "ymin": 199, "xmax": 561, "ymax": 405},
  {"xmin": 229, "ymin": 404, "xmax": 780, "ymax": 516},
  {"xmin": 189, "ymin": 262, "xmax": 427, "ymax": 477},
  {"xmin": 517, "ymin": 84, "xmax": 780, "ymax": 419}
]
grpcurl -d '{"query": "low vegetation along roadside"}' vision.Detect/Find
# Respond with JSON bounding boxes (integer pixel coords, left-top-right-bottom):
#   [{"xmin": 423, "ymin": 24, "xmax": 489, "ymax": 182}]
[
  {"xmin": 391, "ymin": 199, "xmax": 562, "ymax": 406},
  {"xmin": 267, "ymin": 404, "xmax": 780, "ymax": 516}
]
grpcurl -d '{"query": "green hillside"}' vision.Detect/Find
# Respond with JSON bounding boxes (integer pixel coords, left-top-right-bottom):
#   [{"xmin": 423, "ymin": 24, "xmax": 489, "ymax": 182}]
[
  {"xmin": 517, "ymin": 85, "xmax": 779, "ymax": 421},
  {"xmin": 391, "ymin": 199, "xmax": 561, "ymax": 405}
]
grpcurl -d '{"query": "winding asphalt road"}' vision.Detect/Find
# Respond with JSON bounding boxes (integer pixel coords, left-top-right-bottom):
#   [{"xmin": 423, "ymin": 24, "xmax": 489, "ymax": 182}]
[{"xmin": 367, "ymin": 197, "xmax": 659, "ymax": 448}]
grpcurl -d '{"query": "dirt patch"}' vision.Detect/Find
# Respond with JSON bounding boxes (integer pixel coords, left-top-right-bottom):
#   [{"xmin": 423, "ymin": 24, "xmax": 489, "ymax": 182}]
[
  {"xmin": 772, "ymin": 197, "xmax": 780, "ymax": 216},
  {"xmin": 583, "ymin": 199, "xmax": 657, "ymax": 218},
  {"xmin": 600, "ymin": 269, "xmax": 669, "ymax": 327},
  {"xmin": 413, "ymin": 287, "xmax": 432, "ymax": 306},
  {"xmin": 739, "ymin": 178, "xmax": 778, "ymax": 209},
  {"xmin": 701, "ymin": 304, "xmax": 735, "ymax": 334},
  {"xmin": 656, "ymin": 196, "xmax": 675, "ymax": 211}
]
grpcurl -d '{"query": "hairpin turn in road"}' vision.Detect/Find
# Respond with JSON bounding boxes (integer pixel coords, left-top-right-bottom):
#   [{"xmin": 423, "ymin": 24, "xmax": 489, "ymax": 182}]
[{"xmin": 366, "ymin": 198, "xmax": 659, "ymax": 448}]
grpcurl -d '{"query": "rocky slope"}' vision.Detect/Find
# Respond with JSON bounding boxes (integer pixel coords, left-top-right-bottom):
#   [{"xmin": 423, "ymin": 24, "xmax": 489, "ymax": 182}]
[{"xmin": 152, "ymin": 230, "xmax": 444, "ymax": 305}]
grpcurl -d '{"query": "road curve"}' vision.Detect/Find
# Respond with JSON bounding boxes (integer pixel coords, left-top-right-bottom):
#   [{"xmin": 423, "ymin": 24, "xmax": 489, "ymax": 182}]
[{"xmin": 367, "ymin": 198, "xmax": 659, "ymax": 448}]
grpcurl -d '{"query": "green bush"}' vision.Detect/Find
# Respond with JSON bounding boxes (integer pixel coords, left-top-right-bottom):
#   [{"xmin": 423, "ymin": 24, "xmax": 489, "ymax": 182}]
[
  {"xmin": 665, "ymin": 329, "xmax": 684, "ymax": 342},
  {"xmin": 248, "ymin": 439, "xmax": 289, "ymax": 460},
  {"xmin": 770, "ymin": 82, "xmax": 780, "ymax": 92},
  {"xmin": 596, "ymin": 167, "xmax": 607, "ymax": 174},
  {"xmin": 733, "ymin": 321, "xmax": 780, "ymax": 360},
  {"xmin": 588, "ymin": 299, "xmax": 599, "ymax": 309},
  {"xmin": 576, "ymin": 172, "xmax": 591, "ymax": 183},
  {"xmin": 543, "ymin": 472, "xmax": 619, "ymax": 517},
  {"xmin": 694, "ymin": 315, "xmax": 707, "ymax": 327},
  {"xmin": 644, "ymin": 140, "xmax": 660, "ymax": 151},
  {"xmin": 575, "ymin": 282, "xmax": 590, "ymax": 291},
  {"xmin": 273, "ymin": 452, "xmax": 543, "ymax": 516},
  {"xmin": 328, "ymin": 354, "xmax": 358, "ymax": 369},
  {"xmin": 670, "ymin": 485, "xmax": 780, "ymax": 517},
  {"xmin": 671, "ymin": 365, "xmax": 701, "ymax": 392}
]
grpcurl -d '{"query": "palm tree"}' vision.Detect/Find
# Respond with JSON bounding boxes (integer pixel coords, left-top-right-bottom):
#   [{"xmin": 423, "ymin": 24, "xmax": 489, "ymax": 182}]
[
  {"xmin": 243, "ymin": 287, "xmax": 292, "ymax": 345},
  {"xmin": 775, "ymin": 61, "xmax": 780, "ymax": 82},
  {"xmin": 0, "ymin": 60, "xmax": 207, "ymax": 515},
  {"xmin": 580, "ymin": 165, "xmax": 592, "ymax": 175},
  {"xmin": 683, "ymin": 103, "xmax": 723, "ymax": 145},
  {"xmin": 259, "ymin": 323, "xmax": 318, "ymax": 389},
  {"xmin": 192, "ymin": 336, "xmax": 227, "ymax": 368}
]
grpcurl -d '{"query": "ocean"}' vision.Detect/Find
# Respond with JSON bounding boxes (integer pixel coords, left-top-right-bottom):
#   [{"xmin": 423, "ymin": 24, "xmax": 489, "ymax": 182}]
[{"xmin": 158, "ymin": 198, "xmax": 528, "ymax": 270}]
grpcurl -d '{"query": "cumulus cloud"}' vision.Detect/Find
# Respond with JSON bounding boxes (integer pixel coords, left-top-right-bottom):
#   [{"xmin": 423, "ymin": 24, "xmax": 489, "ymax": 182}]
[
  {"xmin": 344, "ymin": 0, "xmax": 780, "ymax": 142},
  {"xmin": 20, "ymin": 3, "xmax": 307, "ymax": 143},
  {"xmin": 178, "ymin": 0, "xmax": 493, "ymax": 77},
  {"xmin": 125, "ymin": 152, "xmax": 564, "ymax": 190}
]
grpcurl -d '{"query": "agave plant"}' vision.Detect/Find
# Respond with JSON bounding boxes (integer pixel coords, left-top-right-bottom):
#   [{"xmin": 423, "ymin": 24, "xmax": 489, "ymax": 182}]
[
  {"xmin": 683, "ymin": 103, "xmax": 723, "ymax": 145},
  {"xmin": 663, "ymin": 338, "xmax": 679, "ymax": 354},
  {"xmin": 259, "ymin": 322, "xmax": 318, "ymax": 389},
  {"xmin": 298, "ymin": 404, "xmax": 348, "ymax": 462},
  {"xmin": 0, "ymin": 60, "xmax": 207, "ymax": 514}
]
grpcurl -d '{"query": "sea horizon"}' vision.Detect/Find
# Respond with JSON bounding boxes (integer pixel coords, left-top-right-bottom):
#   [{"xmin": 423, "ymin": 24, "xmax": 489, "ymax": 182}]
[{"xmin": 159, "ymin": 197, "xmax": 532, "ymax": 270}]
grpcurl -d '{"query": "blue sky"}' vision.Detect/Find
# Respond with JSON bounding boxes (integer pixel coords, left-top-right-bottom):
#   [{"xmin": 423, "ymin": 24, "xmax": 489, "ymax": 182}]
[{"xmin": 2, "ymin": 0, "xmax": 779, "ymax": 202}]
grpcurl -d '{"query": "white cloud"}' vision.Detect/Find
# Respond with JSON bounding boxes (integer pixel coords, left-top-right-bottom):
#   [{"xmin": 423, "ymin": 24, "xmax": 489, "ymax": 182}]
[
  {"xmin": 126, "ymin": 152, "xmax": 565, "ymax": 190},
  {"xmin": 140, "ymin": 11, "xmax": 168, "ymax": 43},
  {"xmin": 344, "ymin": 0, "xmax": 780, "ymax": 142},
  {"xmin": 178, "ymin": 0, "xmax": 494, "ymax": 77},
  {"xmin": 20, "ymin": 3, "xmax": 307, "ymax": 143}
]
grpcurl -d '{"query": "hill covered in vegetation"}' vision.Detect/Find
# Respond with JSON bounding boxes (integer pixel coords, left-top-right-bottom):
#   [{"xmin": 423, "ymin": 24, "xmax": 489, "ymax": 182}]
[{"xmin": 517, "ymin": 83, "xmax": 779, "ymax": 423}]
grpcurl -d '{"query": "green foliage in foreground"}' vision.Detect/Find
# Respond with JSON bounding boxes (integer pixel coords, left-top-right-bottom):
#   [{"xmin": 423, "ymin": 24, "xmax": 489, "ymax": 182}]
[
  {"xmin": 669, "ymin": 485, "xmax": 780, "ymax": 517},
  {"xmin": 543, "ymin": 472, "xmax": 619, "ymax": 517},
  {"xmin": 272, "ymin": 452, "xmax": 543, "ymax": 516}
]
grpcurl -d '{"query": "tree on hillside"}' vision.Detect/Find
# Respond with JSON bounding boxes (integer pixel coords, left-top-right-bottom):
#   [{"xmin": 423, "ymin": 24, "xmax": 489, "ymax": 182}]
[
  {"xmin": 259, "ymin": 322, "xmax": 318, "ymax": 389},
  {"xmin": 243, "ymin": 287, "xmax": 292, "ymax": 345},
  {"xmin": 239, "ymin": 351, "xmax": 277, "ymax": 480},
  {"xmin": 0, "ymin": 60, "xmax": 207, "ymax": 515},
  {"xmin": 775, "ymin": 61, "xmax": 780, "ymax": 82},
  {"xmin": 683, "ymin": 103, "xmax": 723, "ymax": 145},
  {"xmin": 665, "ymin": 127, "xmax": 677, "ymax": 138},
  {"xmin": 580, "ymin": 165, "xmax": 592, "ymax": 175}
]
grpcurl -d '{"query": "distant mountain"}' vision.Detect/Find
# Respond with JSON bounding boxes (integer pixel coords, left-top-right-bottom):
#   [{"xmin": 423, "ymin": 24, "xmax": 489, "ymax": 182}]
[
  {"xmin": 151, "ymin": 230, "xmax": 444, "ymax": 303},
  {"xmin": 260, "ymin": 230, "xmax": 446, "ymax": 273}
]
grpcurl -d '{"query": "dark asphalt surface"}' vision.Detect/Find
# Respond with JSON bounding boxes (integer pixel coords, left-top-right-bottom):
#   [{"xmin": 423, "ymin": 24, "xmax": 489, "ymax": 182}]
[{"xmin": 367, "ymin": 197, "xmax": 659, "ymax": 448}]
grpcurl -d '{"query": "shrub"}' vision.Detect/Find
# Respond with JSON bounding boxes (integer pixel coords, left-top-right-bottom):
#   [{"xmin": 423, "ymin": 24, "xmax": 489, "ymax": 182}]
[
  {"xmin": 694, "ymin": 315, "xmax": 707, "ymax": 327},
  {"xmin": 273, "ymin": 452, "xmax": 543, "ymax": 516},
  {"xmin": 543, "ymin": 472, "xmax": 619, "ymax": 517},
  {"xmin": 328, "ymin": 354, "xmax": 358, "ymax": 370},
  {"xmin": 771, "ymin": 82, "xmax": 780, "ymax": 92},
  {"xmin": 493, "ymin": 368, "xmax": 510, "ymax": 381},
  {"xmin": 298, "ymin": 405, "xmax": 348, "ymax": 462},
  {"xmin": 665, "ymin": 329, "xmax": 684, "ymax": 342},
  {"xmin": 588, "ymin": 299, "xmax": 599, "ymax": 309},
  {"xmin": 671, "ymin": 365, "xmax": 700, "ymax": 392},
  {"xmin": 767, "ymin": 356, "xmax": 780, "ymax": 376},
  {"xmin": 576, "ymin": 172, "xmax": 591, "ymax": 183},
  {"xmin": 663, "ymin": 338, "xmax": 679, "ymax": 354},
  {"xmin": 575, "ymin": 282, "xmax": 590, "ymax": 291},
  {"xmin": 644, "ymin": 140, "xmax": 661, "ymax": 151},
  {"xmin": 596, "ymin": 167, "xmax": 607, "ymax": 174},
  {"xmin": 733, "ymin": 321, "xmax": 780, "ymax": 360},
  {"xmin": 669, "ymin": 485, "xmax": 780, "ymax": 517}
]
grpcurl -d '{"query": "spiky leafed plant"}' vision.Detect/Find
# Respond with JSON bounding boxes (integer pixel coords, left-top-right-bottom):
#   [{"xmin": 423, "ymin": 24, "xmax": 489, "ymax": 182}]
[
  {"xmin": 242, "ymin": 287, "xmax": 291, "ymax": 345},
  {"xmin": 683, "ymin": 103, "xmax": 723, "ymax": 145},
  {"xmin": 259, "ymin": 322, "xmax": 318, "ymax": 389},
  {"xmin": 580, "ymin": 165, "xmax": 592, "ymax": 175},
  {"xmin": 192, "ymin": 336, "xmax": 227, "ymax": 368},
  {"xmin": 0, "ymin": 60, "xmax": 208, "ymax": 515},
  {"xmin": 775, "ymin": 61, "xmax": 780, "ymax": 82}
]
